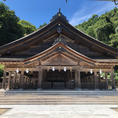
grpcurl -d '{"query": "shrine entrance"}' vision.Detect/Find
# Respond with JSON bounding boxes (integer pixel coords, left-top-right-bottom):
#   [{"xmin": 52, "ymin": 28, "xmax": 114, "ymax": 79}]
[
  {"xmin": 80, "ymin": 72, "xmax": 95, "ymax": 90},
  {"xmin": 42, "ymin": 70, "xmax": 75, "ymax": 89}
]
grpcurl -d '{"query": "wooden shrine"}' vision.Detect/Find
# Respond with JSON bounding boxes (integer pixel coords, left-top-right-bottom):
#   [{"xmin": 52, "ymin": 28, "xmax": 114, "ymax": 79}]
[{"xmin": 0, "ymin": 10, "xmax": 118, "ymax": 90}]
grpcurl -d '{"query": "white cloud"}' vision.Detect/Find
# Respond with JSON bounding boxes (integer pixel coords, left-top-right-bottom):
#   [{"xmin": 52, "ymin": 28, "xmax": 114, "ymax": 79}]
[{"xmin": 69, "ymin": 2, "xmax": 115, "ymax": 26}]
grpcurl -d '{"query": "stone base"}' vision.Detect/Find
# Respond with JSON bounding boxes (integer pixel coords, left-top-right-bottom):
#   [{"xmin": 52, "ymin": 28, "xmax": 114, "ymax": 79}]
[
  {"xmin": 0, "ymin": 89, "xmax": 6, "ymax": 92},
  {"xmin": 0, "ymin": 89, "xmax": 6, "ymax": 96}
]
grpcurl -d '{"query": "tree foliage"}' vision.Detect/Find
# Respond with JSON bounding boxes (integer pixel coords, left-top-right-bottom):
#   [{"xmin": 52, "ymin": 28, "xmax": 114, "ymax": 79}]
[
  {"xmin": 0, "ymin": 2, "xmax": 37, "ymax": 46},
  {"xmin": 19, "ymin": 20, "xmax": 36, "ymax": 36},
  {"xmin": 76, "ymin": 8, "xmax": 118, "ymax": 48},
  {"xmin": 39, "ymin": 23, "xmax": 47, "ymax": 29},
  {"xmin": 0, "ymin": 2, "xmax": 25, "ymax": 46}
]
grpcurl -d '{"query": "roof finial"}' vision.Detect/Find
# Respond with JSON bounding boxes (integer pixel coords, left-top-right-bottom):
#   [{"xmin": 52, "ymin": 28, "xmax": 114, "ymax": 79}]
[
  {"xmin": 59, "ymin": 8, "xmax": 61, "ymax": 13},
  {"xmin": 50, "ymin": 8, "xmax": 68, "ymax": 22}
]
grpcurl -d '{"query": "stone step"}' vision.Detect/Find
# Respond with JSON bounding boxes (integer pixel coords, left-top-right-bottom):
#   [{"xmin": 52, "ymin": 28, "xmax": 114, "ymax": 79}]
[
  {"xmin": 0, "ymin": 95, "xmax": 117, "ymax": 105},
  {"xmin": 0, "ymin": 90, "xmax": 117, "ymax": 105},
  {"xmin": 5, "ymin": 90, "xmax": 118, "ymax": 96},
  {"xmin": 1, "ymin": 99, "xmax": 117, "ymax": 101},
  {"xmin": 0, "ymin": 101, "xmax": 116, "ymax": 105},
  {"xmin": 0, "ymin": 99, "xmax": 117, "ymax": 102}
]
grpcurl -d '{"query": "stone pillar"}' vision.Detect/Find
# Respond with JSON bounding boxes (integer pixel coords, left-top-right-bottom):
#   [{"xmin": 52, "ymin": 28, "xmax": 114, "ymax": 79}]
[
  {"xmin": 94, "ymin": 71, "xmax": 98, "ymax": 89},
  {"xmin": 38, "ymin": 68, "xmax": 43, "ymax": 88},
  {"xmin": 105, "ymin": 72, "xmax": 108, "ymax": 90},
  {"xmin": 111, "ymin": 69, "xmax": 115, "ymax": 90}
]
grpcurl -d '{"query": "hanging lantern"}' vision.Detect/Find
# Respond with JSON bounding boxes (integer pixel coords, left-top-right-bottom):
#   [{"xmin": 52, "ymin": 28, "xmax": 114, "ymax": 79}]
[
  {"xmin": 100, "ymin": 69, "xmax": 102, "ymax": 74},
  {"xmin": 26, "ymin": 68, "xmax": 29, "ymax": 73},
  {"xmin": 90, "ymin": 69, "xmax": 93, "ymax": 74},
  {"xmin": 69, "ymin": 67, "xmax": 72, "ymax": 72},
  {"xmin": 64, "ymin": 67, "xmax": 67, "ymax": 72},
  {"xmin": 16, "ymin": 68, "xmax": 19, "ymax": 73},
  {"xmin": 47, "ymin": 67, "xmax": 50, "ymax": 72},
  {"xmin": 11, "ymin": 73, "xmax": 14, "ymax": 77},
  {"xmin": 52, "ymin": 67, "xmax": 55, "ymax": 71}
]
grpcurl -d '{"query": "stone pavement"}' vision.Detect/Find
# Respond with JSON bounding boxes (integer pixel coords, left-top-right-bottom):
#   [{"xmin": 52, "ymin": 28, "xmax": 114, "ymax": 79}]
[{"xmin": 0, "ymin": 105, "xmax": 118, "ymax": 118}]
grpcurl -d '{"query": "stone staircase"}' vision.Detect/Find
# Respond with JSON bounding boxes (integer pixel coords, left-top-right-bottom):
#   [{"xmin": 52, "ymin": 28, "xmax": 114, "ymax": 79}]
[
  {"xmin": 0, "ymin": 90, "xmax": 118, "ymax": 105},
  {"xmin": 4, "ymin": 90, "xmax": 118, "ymax": 96}
]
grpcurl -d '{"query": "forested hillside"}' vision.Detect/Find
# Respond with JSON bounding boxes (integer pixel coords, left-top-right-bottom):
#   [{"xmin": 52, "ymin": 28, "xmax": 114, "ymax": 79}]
[{"xmin": 76, "ymin": 8, "xmax": 118, "ymax": 48}]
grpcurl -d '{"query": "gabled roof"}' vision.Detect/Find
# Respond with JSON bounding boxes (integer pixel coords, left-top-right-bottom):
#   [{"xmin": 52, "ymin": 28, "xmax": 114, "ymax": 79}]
[
  {"xmin": 24, "ymin": 42, "xmax": 117, "ymax": 66},
  {"xmin": 0, "ymin": 41, "xmax": 117, "ymax": 67},
  {"xmin": 0, "ymin": 10, "xmax": 117, "ymax": 60},
  {"xmin": 24, "ymin": 42, "xmax": 96, "ymax": 64}
]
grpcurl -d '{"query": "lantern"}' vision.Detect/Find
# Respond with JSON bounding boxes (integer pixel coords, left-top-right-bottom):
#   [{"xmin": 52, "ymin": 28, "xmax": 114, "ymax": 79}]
[
  {"xmin": 64, "ymin": 67, "xmax": 67, "ymax": 72},
  {"xmin": 52, "ymin": 67, "xmax": 55, "ymax": 71},
  {"xmin": 16, "ymin": 68, "xmax": 19, "ymax": 73}
]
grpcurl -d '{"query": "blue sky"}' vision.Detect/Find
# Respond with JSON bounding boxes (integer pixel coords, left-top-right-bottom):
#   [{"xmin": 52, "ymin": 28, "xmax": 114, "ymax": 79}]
[{"xmin": 0, "ymin": 0, "xmax": 115, "ymax": 27}]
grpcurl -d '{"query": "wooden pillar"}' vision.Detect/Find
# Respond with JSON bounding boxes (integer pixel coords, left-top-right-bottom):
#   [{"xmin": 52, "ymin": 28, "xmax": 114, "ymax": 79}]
[
  {"xmin": 98, "ymin": 72, "xmax": 101, "ymax": 89},
  {"xmin": 2, "ymin": 71, "xmax": 6, "ymax": 89},
  {"xmin": 38, "ymin": 68, "xmax": 43, "ymax": 88},
  {"xmin": 111, "ymin": 69, "xmax": 115, "ymax": 90},
  {"xmin": 78, "ymin": 70, "xmax": 81, "ymax": 88},
  {"xmin": 94, "ymin": 71, "xmax": 98, "ymax": 89},
  {"xmin": 20, "ymin": 71, "xmax": 24, "ymax": 89},
  {"xmin": 7, "ymin": 71, "xmax": 11, "ymax": 90},
  {"xmin": 75, "ymin": 70, "xmax": 81, "ymax": 89},
  {"xmin": 105, "ymin": 72, "xmax": 108, "ymax": 90},
  {"xmin": 10, "ymin": 72, "xmax": 13, "ymax": 89},
  {"xmin": 75, "ymin": 70, "xmax": 78, "ymax": 88},
  {"xmin": 13, "ymin": 71, "xmax": 17, "ymax": 89}
]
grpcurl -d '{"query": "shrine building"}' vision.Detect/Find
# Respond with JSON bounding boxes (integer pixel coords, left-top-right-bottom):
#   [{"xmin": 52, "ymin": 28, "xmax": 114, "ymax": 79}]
[{"xmin": 0, "ymin": 11, "xmax": 118, "ymax": 90}]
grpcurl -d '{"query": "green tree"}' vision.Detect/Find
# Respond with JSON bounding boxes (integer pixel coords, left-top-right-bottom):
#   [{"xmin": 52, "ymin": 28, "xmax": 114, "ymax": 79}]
[
  {"xmin": 0, "ymin": 2, "xmax": 24, "ymax": 46},
  {"xmin": 76, "ymin": 14, "xmax": 99, "ymax": 38},
  {"xmin": 86, "ymin": 26, "xmax": 95, "ymax": 38},
  {"xmin": 109, "ymin": 34, "xmax": 118, "ymax": 48},
  {"xmin": 39, "ymin": 23, "xmax": 47, "ymax": 29},
  {"xmin": 76, "ymin": 8, "xmax": 118, "ymax": 48},
  {"xmin": 0, "ymin": 64, "xmax": 4, "ymax": 78},
  {"xmin": 95, "ymin": 23, "xmax": 113, "ymax": 43},
  {"xmin": 18, "ymin": 20, "xmax": 36, "ymax": 35}
]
